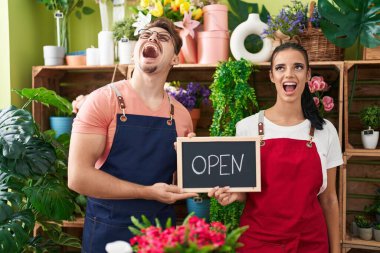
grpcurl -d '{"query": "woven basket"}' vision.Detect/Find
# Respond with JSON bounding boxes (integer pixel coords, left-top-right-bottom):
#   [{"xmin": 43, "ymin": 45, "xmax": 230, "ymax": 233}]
[{"xmin": 299, "ymin": 28, "xmax": 344, "ymax": 61}]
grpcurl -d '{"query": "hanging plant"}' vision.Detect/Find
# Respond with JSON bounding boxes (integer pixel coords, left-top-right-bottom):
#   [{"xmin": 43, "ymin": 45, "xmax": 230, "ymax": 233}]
[{"xmin": 209, "ymin": 58, "xmax": 259, "ymax": 229}]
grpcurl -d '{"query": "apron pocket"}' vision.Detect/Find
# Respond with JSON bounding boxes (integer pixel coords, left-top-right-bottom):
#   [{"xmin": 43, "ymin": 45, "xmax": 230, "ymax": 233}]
[{"xmin": 247, "ymin": 239, "xmax": 285, "ymax": 253}]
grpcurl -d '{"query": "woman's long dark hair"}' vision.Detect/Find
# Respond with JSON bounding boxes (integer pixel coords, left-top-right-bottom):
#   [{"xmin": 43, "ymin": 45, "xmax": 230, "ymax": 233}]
[{"xmin": 270, "ymin": 42, "xmax": 325, "ymax": 130}]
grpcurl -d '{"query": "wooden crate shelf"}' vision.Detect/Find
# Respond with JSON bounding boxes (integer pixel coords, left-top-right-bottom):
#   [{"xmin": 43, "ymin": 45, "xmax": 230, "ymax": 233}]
[
  {"xmin": 344, "ymin": 61, "xmax": 380, "ymax": 153},
  {"xmin": 341, "ymin": 156, "xmax": 380, "ymax": 251}
]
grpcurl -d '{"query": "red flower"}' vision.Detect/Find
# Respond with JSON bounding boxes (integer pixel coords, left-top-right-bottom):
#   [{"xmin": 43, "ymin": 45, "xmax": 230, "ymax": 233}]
[
  {"xmin": 308, "ymin": 76, "xmax": 328, "ymax": 93},
  {"xmin": 322, "ymin": 96, "xmax": 334, "ymax": 112}
]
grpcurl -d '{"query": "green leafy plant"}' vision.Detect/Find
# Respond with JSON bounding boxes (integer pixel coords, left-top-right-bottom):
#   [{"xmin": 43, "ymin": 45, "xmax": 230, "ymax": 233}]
[
  {"xmin": 355, "ymin": 215, "xmax": 372, "ymax": 228},
  {"xmin": 37, "ymin": 0, "xmax": 95, "ymax": 19},
  {"xmin": 129, "ymin": 214, "xmax": 248, "ymax": 253},
  {"xmin": 375, "ymin": 223, "xmax": 380, "ymax": 230},
  {"xmin": 38, "ymin": 0, "xmax": 95, "ymax": 51},
  {"xmin": 227, "ymin": 0, "xmax": 270, "ymax": 54},
  {"xmin": 209, "ymin": 58, "xmax": 259, "ymax": 229},
  {"xmin": 112, "ymin": 16, "xmax": 139, "ymax": 41},
  {"xmin": 360, "ymin": 105, "xmax": 380, "ymax": 130},
  {"xmin": 14, "ymin": 87, "xmax": 73, "ymax": 117},
  {"xmin": 318, "ymin": 0, "xmax": 380, "ymax": 49},
  {"xmin": 0, "ymin": 88, "xmax": 84, "ymax": 252}
]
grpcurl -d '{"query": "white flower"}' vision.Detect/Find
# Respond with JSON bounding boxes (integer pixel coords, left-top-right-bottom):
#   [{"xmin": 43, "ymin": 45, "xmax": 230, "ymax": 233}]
[{"xmin": 132, "ymin": 12, "xmax": 152, "ymax": 36}]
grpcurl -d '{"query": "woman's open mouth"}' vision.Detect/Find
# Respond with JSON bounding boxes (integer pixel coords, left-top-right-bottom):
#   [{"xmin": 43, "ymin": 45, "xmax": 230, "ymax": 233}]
[{"xmin": 283, "ymin": 82, "xmax": 297, "ymax": 93}]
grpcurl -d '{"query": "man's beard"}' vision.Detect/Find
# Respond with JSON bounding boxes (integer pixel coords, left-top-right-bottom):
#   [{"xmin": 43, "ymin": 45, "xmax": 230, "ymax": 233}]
[{"xmin": 139, "ymin": 63, "xmax": 157, "ymax": 73}]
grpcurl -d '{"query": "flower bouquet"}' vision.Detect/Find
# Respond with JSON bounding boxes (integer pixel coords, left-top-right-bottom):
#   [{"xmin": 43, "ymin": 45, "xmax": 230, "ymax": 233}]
[
  {"xmin": 308, "ymin": 76, "xmax": 334, "ymax": 117},
  {"xmin": 129, "ymin": 214, "xmax": 248, "ymax": 253}
]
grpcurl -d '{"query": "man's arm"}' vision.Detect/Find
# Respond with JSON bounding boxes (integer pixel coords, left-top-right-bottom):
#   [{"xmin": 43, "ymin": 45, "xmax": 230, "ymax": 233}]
[{"xmin": 68, "ymin": 132, "xmax": 197, "ymax": 203}]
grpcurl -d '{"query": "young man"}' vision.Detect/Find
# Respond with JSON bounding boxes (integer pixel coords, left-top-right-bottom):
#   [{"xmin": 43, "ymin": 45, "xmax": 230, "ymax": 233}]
[{"xmin": 68, "ymin": 18, "xmax": 197, "ymax": 252}]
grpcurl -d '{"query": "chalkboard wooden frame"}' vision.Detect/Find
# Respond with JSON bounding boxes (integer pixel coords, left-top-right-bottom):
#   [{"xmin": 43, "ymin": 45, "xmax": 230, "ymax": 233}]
[{"xmin": 177, "ymin": 137, "xmax": 261, "ymax": 193}]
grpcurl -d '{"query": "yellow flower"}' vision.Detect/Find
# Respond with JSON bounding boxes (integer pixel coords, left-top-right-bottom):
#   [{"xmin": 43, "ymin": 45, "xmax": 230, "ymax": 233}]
[
  {"xmin": 150, "ymin": 0, "xmax": 164, "ymax": 17},
  {"xmin": 180, "ymin": 2, "xmax": 191, "ymax": 15},
  {"xmin": 192, "ymin": 8, "xmax": 203, "ymax": 20},
  {"xmin": 163, "ymin": 0, "xmax": 171, "ymax": 5},
  {"xmin": 140, "ymin": 0, "xmax": 150, "ymax": 8}
]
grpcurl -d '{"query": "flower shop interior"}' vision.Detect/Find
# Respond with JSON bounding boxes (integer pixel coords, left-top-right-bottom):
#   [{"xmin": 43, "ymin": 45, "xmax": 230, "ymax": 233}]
[{"xmin": 1, "ymin": 0, "xmax": 380, "ymax": 252}]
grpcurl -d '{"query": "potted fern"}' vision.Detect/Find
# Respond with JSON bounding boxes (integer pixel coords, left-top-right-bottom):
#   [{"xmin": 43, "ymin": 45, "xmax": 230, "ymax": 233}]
[
  {"xmin": 112, "ymin": 16, "xmax": 139, "ymax": 64},
  {"xmin": 360, "ymin": 105, "xmax": 380, "ymax": 149},
  {"xmin": 209, "ymin": 58, "xmax": 259, "ymax": 229},
  {"xmin": 0, "ymin": 88, "xmax": 84, "ymax": 252}
]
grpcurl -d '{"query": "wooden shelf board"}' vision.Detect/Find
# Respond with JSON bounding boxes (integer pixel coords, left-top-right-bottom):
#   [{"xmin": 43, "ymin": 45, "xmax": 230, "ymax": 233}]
[
  {"xmin": 343, "ymin": 237, "xmax": 380, "ymax": 250},
  {"xmin": 345, "ymin": 149, "xmax": 380, "ymax": 157}
]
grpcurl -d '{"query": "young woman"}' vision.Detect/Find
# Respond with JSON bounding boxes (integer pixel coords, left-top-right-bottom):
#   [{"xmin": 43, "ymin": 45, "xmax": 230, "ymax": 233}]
[{"xmin": 209, "ymin": 43, "xmax": 343, "ymax": 253}]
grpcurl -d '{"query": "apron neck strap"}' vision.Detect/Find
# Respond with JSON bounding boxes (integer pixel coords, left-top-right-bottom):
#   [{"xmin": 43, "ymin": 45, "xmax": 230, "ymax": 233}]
[
  {"xmin": 110, "ymin": 83, "xmax": 175, "ymax": 124},
  {"xmin": 257, "ymin": 110, "xmax": 315, "ymax": 148}
]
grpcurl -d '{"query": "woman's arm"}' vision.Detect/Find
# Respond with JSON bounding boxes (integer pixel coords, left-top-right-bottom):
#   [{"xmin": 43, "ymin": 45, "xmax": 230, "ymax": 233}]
[{"xmin": 319, "ymin": 167, "xmax": 340, "ymax": 253}]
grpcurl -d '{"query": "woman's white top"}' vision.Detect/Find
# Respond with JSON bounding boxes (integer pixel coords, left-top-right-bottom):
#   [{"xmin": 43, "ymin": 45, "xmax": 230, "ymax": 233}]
[{"xmin": 236, "ymin": 113, "xmax": 343, "ymax": 194}]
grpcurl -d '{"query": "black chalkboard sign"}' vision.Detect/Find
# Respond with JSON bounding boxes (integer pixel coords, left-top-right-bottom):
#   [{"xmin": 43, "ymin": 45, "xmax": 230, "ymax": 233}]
[{"xmin": 177, "ymin": 137, "xmax": 261, "ymax": 192}]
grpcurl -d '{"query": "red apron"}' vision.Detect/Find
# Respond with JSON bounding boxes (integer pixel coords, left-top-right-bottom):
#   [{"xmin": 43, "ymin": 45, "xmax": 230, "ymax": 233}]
[{"xmin": 238, "ymin": 112, "xmax": 328, "ymax": 253}]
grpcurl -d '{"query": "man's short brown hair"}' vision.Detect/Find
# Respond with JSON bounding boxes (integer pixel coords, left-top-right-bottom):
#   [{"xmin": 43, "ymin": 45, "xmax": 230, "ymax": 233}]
[{"xmin": 146, "ymin": 18, "xmax": 182, "ymax": 55}]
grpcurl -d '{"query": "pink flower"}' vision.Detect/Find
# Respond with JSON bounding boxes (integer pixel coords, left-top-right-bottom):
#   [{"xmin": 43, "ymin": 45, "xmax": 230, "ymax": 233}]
[
  {"xmin": 72, "ymin": 95, "xmax": 87, "ymax": 114},
  {"xmin": 322, "ymin": 96, "xmax": 334, "ymax": 112},
  {"xmin": 313, "ymin": 96, "xmax": 320, "ymax": 107},
  {"xmin": 174, "ymin": 11, "xmax": 200, "ymax": 38},
  {"xmin": 308, "ymin": 76, "xmax": 328, "ymax": 93}
]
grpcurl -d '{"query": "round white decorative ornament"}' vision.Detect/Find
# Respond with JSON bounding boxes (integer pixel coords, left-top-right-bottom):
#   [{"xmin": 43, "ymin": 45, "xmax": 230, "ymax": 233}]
[{"xmin": 230, "ymin": 13, "xmax": 273, "ymax": 63}]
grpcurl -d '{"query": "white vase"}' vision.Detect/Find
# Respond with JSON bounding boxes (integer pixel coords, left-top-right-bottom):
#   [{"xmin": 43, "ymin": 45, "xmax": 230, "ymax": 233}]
[
  {"xmin": 98, "ymin": 31, "xmax": 114, "ymax": 65},
  {"xmin": 118, "ymin": 39, "xmax": 136, "ymax": 64},
  {"xmin": 361, "ymin": 130, "xmax": 379, "ymax": 149},
  {"xmin": 230, "ymin": 13, "xmax": 272, "ymax": 63}
]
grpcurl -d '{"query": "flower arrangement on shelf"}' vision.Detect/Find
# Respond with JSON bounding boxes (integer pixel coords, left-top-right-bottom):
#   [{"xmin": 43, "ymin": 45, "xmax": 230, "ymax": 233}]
[
  {"xmin": 135, "ymin": 0, "xmax": 204, "ymax": 22},
  {"xmin": 129, "ymin": 214, "xmax": 248, "ymax": 253},
  {"xmin": 263, "ymin": 0, "xmax": 321, "ymax": 42},
  {"xmin": 308, "ymin": 76, "xmax": 334, "ymax": 116},
  {"xmin": 165, "ymin": 81, "xmax": 210, "ymax": 110}
]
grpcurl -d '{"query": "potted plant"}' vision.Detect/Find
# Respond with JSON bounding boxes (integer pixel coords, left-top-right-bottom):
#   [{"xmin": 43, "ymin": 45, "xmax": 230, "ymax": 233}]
[
  {"xmin": 318, "ymin": 0, "xmax": 380, "ymax": 58},
  {"xmin": 355, "ymin": 215, "xmax": 373, "ymax": 240},
  {"xmin": 38, "ymin": 0, "xmax": 95, "ymax": 51},
  {"xmin": 374, "ymin": 223, "xmax": 380, "ymax": 242},
  {"xmin": 209, "ymin": 58, "xmax": 259, "ymax": 229},
  {"xmin": 128, "ymin": 214, "xmax": 248, "ymax": 252},
  {"xmin": 112, "ymin": 16, "xmax": 139, "ymax": 64},
  {"xmin": 166, "ymin": 81, "xmax": 211, "ymax": 130},
  {"xmin": 14, "ymin": 87, "xmax": 75, "ymax": 138},
  {"xmin": 360, "ymin": 105, "xmax": 380, "ymax": 149},
  {"xmin": 0, "ymin": 90, "xmax": 84, "ymax": 251},
  {"xmin": 186, "ymin": 193, "xmax": 211, "ymax": 222}
]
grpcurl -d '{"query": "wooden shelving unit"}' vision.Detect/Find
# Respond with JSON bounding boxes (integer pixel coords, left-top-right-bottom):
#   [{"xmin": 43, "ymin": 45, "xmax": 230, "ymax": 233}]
[{"xmin": 342, "ymin": 61, "xmax": 380, "ymax": 252}]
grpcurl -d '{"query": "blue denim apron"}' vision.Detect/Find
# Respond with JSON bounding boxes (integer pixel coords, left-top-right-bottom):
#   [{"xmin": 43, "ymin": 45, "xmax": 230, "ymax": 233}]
[{"xmin": 82, "ymin": 84, "xmax": 177, "ymax": 253}]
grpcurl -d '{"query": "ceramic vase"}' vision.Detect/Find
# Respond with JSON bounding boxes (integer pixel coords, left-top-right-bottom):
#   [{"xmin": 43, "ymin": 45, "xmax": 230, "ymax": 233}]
[
  {"xmin": 230, "ymin": 13, "xmax": 272, "ymax": 63},
  {"xmin": 179, "ymin": 29, "xmax": 197, "ymax": 64},
  {"xmin": 361, "ymin": 130, "xmax": 379, "ymax": 149}
]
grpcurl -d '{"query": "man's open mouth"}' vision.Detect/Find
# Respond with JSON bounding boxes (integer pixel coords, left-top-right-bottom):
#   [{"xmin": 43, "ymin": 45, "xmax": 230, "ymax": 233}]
[{"xmin": 142, "ymin": 44, "xmax": 160, "ymax": 58}]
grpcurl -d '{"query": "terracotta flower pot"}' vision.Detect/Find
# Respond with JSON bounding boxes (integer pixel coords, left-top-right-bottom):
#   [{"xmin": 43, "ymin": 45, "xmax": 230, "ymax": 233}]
[{"xmin": 189, "ymin": 108, "xmax": 201, "ymax": 130}]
